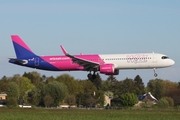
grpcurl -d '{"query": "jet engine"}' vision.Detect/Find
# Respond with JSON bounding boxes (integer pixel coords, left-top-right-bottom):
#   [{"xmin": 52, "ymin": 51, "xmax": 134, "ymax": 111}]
[{"xmin": 99, "ymin": 64, "xmax": 119, "ymax": 75}]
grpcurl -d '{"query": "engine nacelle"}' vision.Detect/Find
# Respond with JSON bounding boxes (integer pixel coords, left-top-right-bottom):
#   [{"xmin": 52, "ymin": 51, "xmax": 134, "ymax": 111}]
[
  {"xmin": 99, "ymin": 64, "xmax": 119, "ymax": 75},
  {"xmin": 105, "ymin": 69, "xmax": 119, "ymax": 75}
]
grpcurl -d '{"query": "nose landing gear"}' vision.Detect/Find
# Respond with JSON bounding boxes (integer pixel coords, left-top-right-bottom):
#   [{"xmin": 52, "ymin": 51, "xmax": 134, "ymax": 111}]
[{"xmin": 153, "ymin": 68, "xmax": 158, "ymax": 77}]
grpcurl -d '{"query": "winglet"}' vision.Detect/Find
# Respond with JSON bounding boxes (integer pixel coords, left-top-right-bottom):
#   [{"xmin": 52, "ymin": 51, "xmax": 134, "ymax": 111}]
[{"xmin": 60, "ymin": 45, "xmax": 68, "ymax": 55}]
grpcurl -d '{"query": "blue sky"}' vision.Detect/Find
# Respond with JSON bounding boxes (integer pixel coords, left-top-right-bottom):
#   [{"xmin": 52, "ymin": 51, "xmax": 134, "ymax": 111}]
[{"xmin": 0, "ymin": 0, "xmax": 180, "ymax": 85}]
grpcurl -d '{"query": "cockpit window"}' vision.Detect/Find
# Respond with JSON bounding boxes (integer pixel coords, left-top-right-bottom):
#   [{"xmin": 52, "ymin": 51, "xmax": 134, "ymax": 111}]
[{"xmin": 161, "ymin": 56, "xmax": 169, "ymax": 59}]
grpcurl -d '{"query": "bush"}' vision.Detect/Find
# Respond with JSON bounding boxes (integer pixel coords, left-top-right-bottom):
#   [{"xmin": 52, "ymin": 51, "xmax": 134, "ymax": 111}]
[
  {"xmin": 164, "ymin": 97, "xmax": 174, "ymax": 107},
  {"xmin": 157, "ymin": 98, "xmax": 169, "ymax": 109},
  {"xmin": 175, "ymin": 105, "xmax": 180, "ymax": 110},
  {"xmin": 120, "ymin": 93, "xmax": 138, "ymax": 107},
  {"xmin": 6, "ymin": 97, "xmax": 18, "ymax": 108}
]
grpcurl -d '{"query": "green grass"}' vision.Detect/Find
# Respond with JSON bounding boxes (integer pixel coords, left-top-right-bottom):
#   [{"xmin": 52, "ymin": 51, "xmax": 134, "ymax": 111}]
[{"xmin": 0, "ymin": 108, "xmax": 180, "ymax": 120}]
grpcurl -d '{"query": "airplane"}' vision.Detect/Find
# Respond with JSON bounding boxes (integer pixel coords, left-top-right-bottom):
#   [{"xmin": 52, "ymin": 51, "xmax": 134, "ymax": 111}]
[{"xmin": 9, "ymin": 35, "xmax": 175, "ymax": 80}]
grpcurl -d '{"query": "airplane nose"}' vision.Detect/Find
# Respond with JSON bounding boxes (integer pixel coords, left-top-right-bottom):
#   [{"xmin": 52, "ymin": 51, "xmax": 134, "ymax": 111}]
[
  {"xmin": 169, "ymin": 59, "xmax": 175, "ymax": 66},
  {"xmin": 171, "ymin": 60, "xmax": 175, "ymax": 65}
]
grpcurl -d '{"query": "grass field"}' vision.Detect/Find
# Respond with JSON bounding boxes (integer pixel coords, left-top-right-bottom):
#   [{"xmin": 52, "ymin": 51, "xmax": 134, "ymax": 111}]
[{"xmin": 0, "ymin": 108, "xmax": 180, "ymax": 120}]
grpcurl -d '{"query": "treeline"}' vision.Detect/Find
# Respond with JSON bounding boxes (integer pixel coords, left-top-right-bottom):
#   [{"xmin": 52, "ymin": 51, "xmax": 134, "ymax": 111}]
[{"xmin": 0, "ymin": 71, "xmax": 180, "ymax": 108}]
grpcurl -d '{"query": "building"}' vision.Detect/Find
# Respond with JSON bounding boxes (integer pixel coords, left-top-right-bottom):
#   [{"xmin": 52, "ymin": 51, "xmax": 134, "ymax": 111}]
[
  {"xmin": 0, "ymin": 94, "xmax": 7, "ymax": 100},
  {"xmin": 135, "ymin": 92, "xmax": 158, "ymax": 107},
  {"xmin": 104, "ymin": 95, "xmax": 111, "ymax": 106},
  {"xmin": 0, "ymin": 94, "xmax": 7, "ymax": 106}
]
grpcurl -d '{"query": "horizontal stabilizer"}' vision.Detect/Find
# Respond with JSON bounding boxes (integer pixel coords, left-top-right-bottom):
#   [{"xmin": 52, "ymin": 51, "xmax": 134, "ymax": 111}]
[{"xmin": 9, "ymin": 58, "xmax": 28, "ymax": 64}]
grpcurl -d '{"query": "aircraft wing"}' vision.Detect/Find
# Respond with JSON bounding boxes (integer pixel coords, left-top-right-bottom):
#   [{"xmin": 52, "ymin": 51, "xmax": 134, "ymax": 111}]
[{"xmin": 60, "ymin": 45, "xmax": 100, "ymax": 70}]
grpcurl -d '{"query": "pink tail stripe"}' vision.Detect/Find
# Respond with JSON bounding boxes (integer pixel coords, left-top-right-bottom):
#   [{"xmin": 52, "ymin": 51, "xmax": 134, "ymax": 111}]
[{"xmin": 11, "ymin": 35, "xmax": 32, "ymax": 52}]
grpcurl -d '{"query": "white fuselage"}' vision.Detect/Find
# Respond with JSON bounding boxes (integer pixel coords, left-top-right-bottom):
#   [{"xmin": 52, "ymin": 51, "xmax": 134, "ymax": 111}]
[{"xmin": 99, "ymin": 53, "xmax": 174, "ymax": 69}]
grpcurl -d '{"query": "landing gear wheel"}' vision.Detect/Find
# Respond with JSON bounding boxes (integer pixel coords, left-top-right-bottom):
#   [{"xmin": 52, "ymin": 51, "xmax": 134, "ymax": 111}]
[
  {"xmin": 87, "ymin": 73, "xmax": 92, "ymax": 80},
  {"xmin": 92, "ymin": 74, "xmax": 97, "ymax": 79},
  {"xmin": 154, "ymin": 73, "xmax": 158, "ymax": 77}
]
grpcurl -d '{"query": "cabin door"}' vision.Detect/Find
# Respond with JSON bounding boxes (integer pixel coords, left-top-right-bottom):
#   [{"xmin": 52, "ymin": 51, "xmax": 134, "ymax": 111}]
[
  {"xmin": 152, "ymin": 54, "xmax": 157, "ymax": 63},
  {"xmin": 35, "ymin": 58, "xmax": 39, "ymax": 66}
]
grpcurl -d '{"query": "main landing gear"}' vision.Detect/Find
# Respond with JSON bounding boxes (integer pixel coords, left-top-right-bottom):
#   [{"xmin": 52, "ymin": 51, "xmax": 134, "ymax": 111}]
[
  {"xmin": 87, "ymin": 71, "xmax": 97, "ymax": 80},
  {"xmin": 153, "ymin": 68, "xmax": 158, "ymax": 77}
]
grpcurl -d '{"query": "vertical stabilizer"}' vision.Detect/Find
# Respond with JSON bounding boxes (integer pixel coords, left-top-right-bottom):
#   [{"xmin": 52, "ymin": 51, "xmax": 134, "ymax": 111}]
[{"xmin": 11, "ymin": 35, "xmax": 36, "ymax": 59}]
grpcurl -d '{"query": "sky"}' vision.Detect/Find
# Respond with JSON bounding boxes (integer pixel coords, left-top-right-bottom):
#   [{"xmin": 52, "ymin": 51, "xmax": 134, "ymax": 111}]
[{"xmin": 0, "ymin": 0, "xmax": 180, "ymax": 85}]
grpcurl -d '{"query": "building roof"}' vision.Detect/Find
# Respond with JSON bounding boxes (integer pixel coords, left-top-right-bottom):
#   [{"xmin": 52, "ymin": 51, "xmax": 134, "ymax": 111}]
[{"xmin": 0, "ymin": 94, "xmax": 7, "ymax": 96}]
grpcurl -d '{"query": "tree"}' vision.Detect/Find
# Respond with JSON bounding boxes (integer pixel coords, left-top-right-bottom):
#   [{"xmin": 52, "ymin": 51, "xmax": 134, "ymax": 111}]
[
  {"xmin": 86, "ymin": 95, "xmax": 96, "ymax": 107},
  {"xmin": 30, "ymin": 82, "xmax": 46, "ymax": 106},
  {"xmin": 29, "ymin": 88, "xmax": 40, "ymax": 105},
  {"xmin": 27, "ymin": 81, "xmax": 46, "ymax": 106},
  {"xmin": 112, "ymin": 78, "xmax": 136, "ymax": 97},
  {"xmin": 109, "ymin": 81, "xmax": 120, "ymax": 97},
  {"xmin": 94, "ymin": 90, "xmax": 105, "ymax": 107},
  {"xmin": 44, "ymin": 95, "xmax": 54, "ymax": 108},
  {"xmin": 45, "ymin": 76, "xmax": 55, "ymax": 83},
  {"xmin": 147, "ymin": 79, "xmax": 164, "ymax": 99},
  {"xmin": 65, "ymin": 95, "xmax": 76, "ymax": 107},
  {"xmin": 79, "ymin": 80, "xmax": 97, "ymax": 95},
  {"xmin": 119, "ymin": 93, "xmax": 138, "ymax": 107},
  {"xmin": 0, "ymin": 76, "xmax": 9, "ymax": 93},
  {"xmin": 133, "ymin": 75, "xmax": 145, "ymax": 95},
  {"xmin": 44, "ymin": 81, "xmax": 68, "ymax": 106},
  {"xmin": 23, "ymin": 71, "xmax": 42, "ymax": 86},
  {"xmin": 6, "ymin": 82, "xmax": 19, "ymax": 108},
  {"xmin": 101, "ymin": 79, "xmax": 112, "ymax": 91},
  {"xmin": 6, "ymin": 82, "xmax": 19, "ymax": 98},
  {"xmin": 56, "ymin": 74, "xmax": 79, "ymax": 95},
  {"xmin": 76, "ymin": 80, "xmax": 97, "ymax": 106},
  {"xmin": 147, "ymin": 79, "xmax": 179, "ymax": 100},
  {"xmin": 15, "ymin": 77, "xmax": 35, "ymax": 104},
  {"xmin": 76, "ymin": 92, "xmax": 84, "ymax": 107},
  {"xmin": 164, "ymin": 88, "xmax": 180, "ymax": 106},
  {"xmin": 10, "ymin": 74, "xmax": 21, "ymax": 81},
  {"xmin": 122, "ymin": 78, "xmax": 135, "ymax": 93},
  {"xmin": 106, "ymin": 75, "xmax": 117, "ymax": 83},
  {"xmin": 162, "ymin": 80, "xmax": 178, "ymax": 93}
]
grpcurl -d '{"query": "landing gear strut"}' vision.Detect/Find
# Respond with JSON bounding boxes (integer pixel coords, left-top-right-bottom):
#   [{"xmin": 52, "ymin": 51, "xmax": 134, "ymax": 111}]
[
  {"xmin": 92, "ymin": 73, "xmax": 97, "ymax": 79},
  {"xmin": 109, "ymin": 75, "xmax": 116, "ymax": 82},
  {"xmin": 153, "ymin": 68, "xmax": 158, "ymax": 77}
]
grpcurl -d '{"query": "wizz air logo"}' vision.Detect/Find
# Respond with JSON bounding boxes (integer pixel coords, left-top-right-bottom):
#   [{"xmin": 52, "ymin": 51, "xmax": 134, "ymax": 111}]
[{"xmin": 126, "ymin": 54, "xmax": 148, "ymax": 64}]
